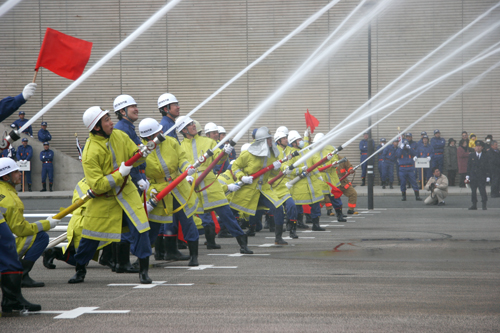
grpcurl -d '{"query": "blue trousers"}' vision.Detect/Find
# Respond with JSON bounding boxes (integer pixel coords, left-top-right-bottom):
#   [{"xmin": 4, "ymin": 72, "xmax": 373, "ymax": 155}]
[
  {"xmin": 282, "ymin": 197, "xmax": 297, "ymax": 221},
  {"xmin": 0, "ymin": 222, "xmax": 23, "ymax": 272},
  {"xmin": 378, "ymin": 160, "xmax": 384, "ymax": 179},
  {"xmin": 328, "ymin": 195, "xmax": 343, "ymax": 209},
  {"xmin": 156, "ymin": 197, "xmax": 199, "ymax": 242},
  {"xmin": 296, "ymin": 202, "xmax": 321, "ymax": 219},
  {"xmin": 360, "ymin": 154, "xmax": 368, "ymax": 178},
  {"xmin": 200, "ymin": 205, "xmax": 245, "ymax": 237},
  {"xmin": 432, "ymin": 154, "xmax": 444, "ymax": 172},
  {"xmin": 23, "ymin": 231, "xmax": 49, "ymax": 262},
  {"xmin": 399, "ymin": 167, "xmax": 419, "ymax": 192},
  {"xmin": 22, "ymin": 170, "xmax": 31, "ymax": 185},
  {"xmin": 249, "ymin": 195, "xmax": 284, "ymax": 227},
  {"xmin": 41, "ymin": 163, "xmax": 54, "ymax": 183},
  {"xmin": 382, "ymin": 161, "xmax": 395, "ymax": 183}
]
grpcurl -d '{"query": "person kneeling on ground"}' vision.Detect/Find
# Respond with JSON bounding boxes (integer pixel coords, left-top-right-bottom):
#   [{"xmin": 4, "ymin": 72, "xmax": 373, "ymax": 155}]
[{"xmin": 424, "ymin": 167, "xmax": 448, "ymax": 206}]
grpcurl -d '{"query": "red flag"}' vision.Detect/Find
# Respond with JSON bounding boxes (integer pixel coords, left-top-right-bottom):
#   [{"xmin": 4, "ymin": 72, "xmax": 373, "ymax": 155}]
[
  {"xmin": 304, "ymin": 109, "xmax": 320, "ymax": 134},
  {"xmin": 35, "ymin": 28, "xmax": 92, "ymax": 80}
]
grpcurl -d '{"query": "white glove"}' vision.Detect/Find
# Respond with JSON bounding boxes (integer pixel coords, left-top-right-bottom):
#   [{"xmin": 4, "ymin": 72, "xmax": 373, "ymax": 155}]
[
  {"xmin": 119, "ymin": 162, "xmax": 132, "ymax": 177},
  {"xmin": 399, "ymin": 142, "xmax": 404, "ymax": 149},
  {"xmin": 150, "ymin": 188, "xmax": 158, "ymax": 197},
  {"xmin": 304, "ymin": 128, "xmax": 310, "ymax": 137},
  {"xmin": 427, "ymin": 156, "xmax": 431, "ymax": 161},
  {"xmin": 466, "ymin": 176, "xmax": 469, "ymax": 180},
  {"xmin": 302, "ymin": 166, "xmax": 308, "ymax": 172},
  {"xmin": 283, "ymin": 167, "xmax": 293, "ymax": 175},
  {"xmin": 241, "ymin": 176, "xmax": 253, "ymax": 184},
  {"xmin": 224, "ymin": 144, "xmax": 234, "ymax": 155},
  {"xmin": 186, "ymin": 176, "xmax": 194, "ymax": 183},
  {"xmin": 146, "ymin": 201, "xmax": 155, "ymax": 213},
  {"xmin": 318, "ymin": 176, "xmax": 324, "ymax": 181},
  {"xmin": 486, "ymin": 177, "xmax": 490, "ymax": 182},
  {"xmin": 22, "ymin": 83, "xmax": 37, "ymax": 101},
  {"xmin": 186, "ymin": 166, "xmax": 196, "ymax": 176},
  {"xmin": 137, "ymin": 179, "xmax": 150, "ymax": 192},
  {"xmin": 285, "ymin": 182, "xmax": 293, "ymax": 190},
  {"xmin": 413, "ymin": 156, "xmax": 417, "ymax": 161},
  {"xmin": 227, "ymin": 183, "xmax": 241, "ymax": 192},
  {"xmin": 272, "ymin": 161, "xmax": 281, "ymax": 170},
  {"xmin": 47, "ymin": 215, "xmax": 60, "ymax": 229},
  {"xmin": 405, "ymin": 144, "xmax": 411, "ymax": 149}
]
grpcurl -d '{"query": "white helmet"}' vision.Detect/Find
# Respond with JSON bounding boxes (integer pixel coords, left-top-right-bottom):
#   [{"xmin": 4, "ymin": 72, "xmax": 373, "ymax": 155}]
[
  {"xmin": 288, "ymin": 130, "xmax": 302, "ymax": 144},
  {"xmin": 217, "ymin": 126, "xmax": 226, "ymax": 134},
  {"xmin": 241, "ymin": 143, "xmax": 251, "ymax": 152},
  {"xmin": 139, "ymin": 118, "xmax": 162, "ymax": 138},
  {"xmin": 313, "ymin": 133, "xmax": 325, "ymax": 143},
  {"xmin": 204, "ymin": 122, "xmax": 218, "ymax": 134},
  {"xmin": 0, "ymin": 157, "xmax": 19, "ymax": 177},
  {"xmin": 274, "ymin": 131, "xmax": 287, "ymax": 142},
  {"xmin": 83, "ymin": 106, "xmax": 109, "ymax": 131},
  {"xmin": 276, "ymin": 126, "xmax": 289, "ymax": 136},
  {"xmin": 254, "ymin": 127, "xmax": 272, "ymax": 141},
  {"xmin": 113, "ymin": 94, "xmax": 137, "ymax": 112},
  {"xmin": 176, "ymin": 115, "xmax": 194, "ymax": 132},
  {"xmin": 157, "ymin": 93, "xmax": 178, "ymax": 109}
]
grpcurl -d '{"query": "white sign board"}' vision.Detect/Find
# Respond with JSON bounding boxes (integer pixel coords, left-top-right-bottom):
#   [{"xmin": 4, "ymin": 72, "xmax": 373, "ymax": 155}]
[
  {"xmin": 415, "ymin": 158, "xmax": 430, "ymax": 169},
  {"xmin": 17, "ymin": 160, "xmax": 31, "ymax": 171}
]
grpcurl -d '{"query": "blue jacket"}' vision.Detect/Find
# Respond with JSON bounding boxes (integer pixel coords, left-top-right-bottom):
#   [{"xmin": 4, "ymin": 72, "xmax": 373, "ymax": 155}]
[
  {"xmin": 2, "ymin": 147, "xmax": 16, "ymax": 159},
  {"xmin": 160, "ymin": 116, "xmax": 180, "ymax": 144},
  {"xmin": 416, "ymin": 143, "xmax": 434, "ymax": 158},
  {"xmin": 0, "ymin": 94, "xmax": 26, "ymax": 123},
  {"xmin": 359, "ymin": 139, "xmax": 374, "ymax": 155},
  {"xmin": 16, "ymin": 145, "xmax": 33, "ymax": 161},
  {"xmin": 396, "ymin": 147, "xmax": 416, "ymax": 167},
  {"xmin": 382, "ymin": 145, "xmax": 398, "ymax": 163},
  {"xmin": 376, "ymin": 144, "xmax": 385, "ymax": 160},
  {"xmin": 40, "ymin": 149, "xmax": 54, "ymax": 162},
  {"xmin": 407, "ymin": 140, "xmax": 418, "ymax": 151},
  {"xmin": 37, "ymin": 129, "xmax": 52, "ymax": 142},
  {"xmin": 430, "ymin": 137, "xmax": 446, "ymax": 155},
  {"xmin": 114, "ymin": 119, "xmax": 146, "ymax": 186},
  {"xmin": 12, "ymin": 118, "xmax": 32, "ymax": 136}
]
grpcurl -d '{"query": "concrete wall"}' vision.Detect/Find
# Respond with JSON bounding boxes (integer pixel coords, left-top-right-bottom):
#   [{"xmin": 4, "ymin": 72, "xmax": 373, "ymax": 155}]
[{"xmin": 0, "ymin": 123, "xmax": 84, "ymax": 191}]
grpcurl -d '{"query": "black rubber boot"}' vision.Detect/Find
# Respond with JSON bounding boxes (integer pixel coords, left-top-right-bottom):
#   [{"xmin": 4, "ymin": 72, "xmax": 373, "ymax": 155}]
[
  {"xmin": 415, "ymin": 190, "xmax": 423, "ymax": 201},
  {"xmin": 236, "ymin": 234, "xmax": 253, "ymax": 254},
  {"xmin": 187, "ymin": 240, "xmax": 199, "ymax": 267},
  {"xmin": 154, "ymin": 236, "xmax": 165, "ymax": 260},
  {"xmin": 482, "ymin": 202, "xmax": 487, "ymax": 210},
  {"xmin": 268, "ymin": 215, "xmax": 275, "ymax": 232},
  {"xmin": 311, "ymin": 217, "xmax": 325, "ymax": 231},
  {"xmin": 139, "ymin": 257, "xmax": 152, "ymax": 284},
  {"xmin": 115, "ymin": 242, "xmax": 139, "ymax": 273},
  {"xmin": 43, "ymin": 247, "xmax": 64, "ymax": 269},
  {"xmin": 40, "ymin": 183, "xmax": 46, "ymax": 192},
  {"xmin": 389, "ymin": 182, "xmax": 394, "ymax": 189},
  {"xmin": 205, "ymin": 225, "xmax": 221, "ymax": 249},
  {"xmin": 68, "ymin": 263, "xmax": 87, "ymax": 284},
  {"xmin": 237, "ymin": 217, "xmax": 249, "ymax": 230},
  {"xmin": 111, "ymin": 243, "xmax": 117, "ymax": 272},
  {"xmin": 217, "ymin": 225, "xmax": 233, "ymax": 238},
  {"xmin": 49, "ymin": 183, "xmax": 53, "ymax": 192},
  {"xmin": 326, "ymin": 209, "xmax": 334, "ymax": 216},
  {"xmin": 335, "ymin": 209, "xmax": 347, "ymax": 222},
  {"xmin": 177, "ymin": 239, "xmax": 187, "ymax": 249},
  {"xmin": 164, "ymin": 237, "xmax": 190, "ymax": 261},
  {"xmin": 28, "ymin": 184, "xmax": 32, "ymax": 192},
  {"xmin": 20, "ymin": 260, "xmax": 45, "ymax": 288},
  {"xmin": 305, "ymin": 213, "xmax": 313, "ymax": 224},
  {"xmin": 274, "ymin": 224, "xmax": 288, "ymax": 245},
  {"xmin": 361, "ymin": 178, "xmax": 366, "ymax": 186},
  {"xmin": 296, "ymin": 213, "xmax": 309, "ymax": 229},
  {"xmin": 382, "ymin": 181, "xmax": 386, "ymax": 189},
  {"xmin": 468, "ymin": 203, "xmax": 477, "ymax": 210},
  {"xmin": 286, "ymin": 218, "xmax": 292, "ymax": 232},
  {"xmin": 289, "ymin": 220, "xmax": 298, "ymax": 239},
  {"xmin": 1, "ymin": 273, "xmax": 41, "ymax": 313},
  {"xmin": 98, "ymin": 244, "xmax": 114, "ymax": 270},
  {"xmin": 246, "ymin": 225, "xmax": 256, "ymax": 237},
  {"xmin": 401, "ymin": 192, "xmax": 407, "ymax": 201}
]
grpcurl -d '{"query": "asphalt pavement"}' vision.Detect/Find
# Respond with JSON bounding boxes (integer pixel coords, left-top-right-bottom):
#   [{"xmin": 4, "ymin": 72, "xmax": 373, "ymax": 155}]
[{"xmin": 2, "ymin": 187, "xmax": 499, "ymax": 332}]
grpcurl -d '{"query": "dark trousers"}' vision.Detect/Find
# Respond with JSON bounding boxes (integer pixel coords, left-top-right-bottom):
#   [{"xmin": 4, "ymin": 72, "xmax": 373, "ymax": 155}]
[
  {"xmin": 491, "ymin": 174, "xmax": 500, "ymax": 197},
  {"xmin": 0, "ymin": 222, "xmax": 23, "ymax": 273},
  {"xmin": 41, "ymin": 163, "xmax": 54, "ymax": 183},
  {"xmin": 470, "ymin": 180, "xmax": 487, "ymax": 204},
  {"xmin": 447, "ymin": 170, "xmax": 457, "ymax": 186}
]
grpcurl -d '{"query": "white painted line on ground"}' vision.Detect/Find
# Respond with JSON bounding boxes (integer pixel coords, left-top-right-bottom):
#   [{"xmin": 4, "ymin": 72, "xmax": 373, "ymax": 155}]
[
  {"xmin": 108, "ymin": 281, "xmax": 193, "ymax": 288},
  {"xmin": 298, "ymin": 230, "xmax": 332, "ymax": 233},
  {"xmin": 165, "ymin": 265, "xmax": 237, "ymax": 270},
  {"xmin": 320, "ymin": 224, "xmax": 347, "ymax": 227},
  {"xmin": 265, "ymin": 236, "xmax": 315, "ymax": 239},
  {"xmin": 207, "ymin": 253, "xmax": 270, "ymax": 257},
  {"xmin": 258, "ymin": 243, "xmax": 282, "ymax": 247},
  {"xmin": 33, "ymin": 307, "xmax": 130, "ymax": 319}
]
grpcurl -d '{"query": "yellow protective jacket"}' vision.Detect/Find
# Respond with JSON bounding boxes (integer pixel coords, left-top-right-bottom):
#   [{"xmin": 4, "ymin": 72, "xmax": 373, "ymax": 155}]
[
  {"xmin": 0, "ymin": 180, "xmax": 51, "ymax": 256},
  {"xmin": 180, "ymin": 135, "xmax": 228, "ymax": 212},
  {"xmin": 81, "ymin": 130, "xmax": 149, "ymax": 242},
  {"xmin": 217, "ymin": 169, "xmax": 237, "ymax": 195},
  {"xmin": 230, "ymin": 150, "xmax": 284, "ymax": 216},
  {"xmin": 282, "ymin": 146, "xmax": 324, "ymax": 205},
  {"xmin": 312, "ymin": 145, "xmax": 341, "ymax": 194},
  {"xmin": 64, "ymin": 178, "xmax": 110, "ymax": 254},
  {"xmin": 143, "ymin": 136, "xmax": 199, "ymax": 223},
  {"xmin": 268, "ymin": 145, "xmax": 293, "ymax": 200}
]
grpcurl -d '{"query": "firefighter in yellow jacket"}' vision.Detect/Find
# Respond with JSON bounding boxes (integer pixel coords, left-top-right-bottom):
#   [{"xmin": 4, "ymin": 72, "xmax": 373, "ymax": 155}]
[
  {"xmin": 230, "ymin": 127, "xmax": 288, "ymax": 245},
  {"xmin": 177, "ymin": 116, "xmax": 252, "ymax": 254},
  {"xmin": 282, "ymin": 130, "xmax": 326, "ymax": 231},
  {"xmin": 69, "ymin": 106, "xmax": 152, "ymax": 285},
  {"xmin": 0, "ymin": 158, "xmax": 60, "ymax": 289},
  {"xmin": 139, "ymin": 118, "xmax": 201, "ymax": 266}
]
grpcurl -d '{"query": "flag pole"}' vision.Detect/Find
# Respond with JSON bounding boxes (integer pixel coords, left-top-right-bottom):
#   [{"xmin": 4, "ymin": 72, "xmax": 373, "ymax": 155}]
[{"xmin": 32, "ymin": 69, "xmax": 39, "ymax": 83}]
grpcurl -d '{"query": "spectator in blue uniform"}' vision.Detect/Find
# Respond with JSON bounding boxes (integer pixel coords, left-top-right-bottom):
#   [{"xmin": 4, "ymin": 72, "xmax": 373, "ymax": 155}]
[
  {"xmin": 16, "ymin": 138, "xmax": 33, "ymax": 191},
  {"xmin": 39, "ymin": 142, "xmax": 54, "ymax": 192},
  {"xmin": 417, "ymin": 131, "xmax": 427, "ymax": 147},
  {"xmin": 158, "ymin": 93, "xmax": 180, "ymax": 144},
  {"xmin": 396, "ymin": 140, "xmax": 422, "ymax": 201},
  {"xmin": 405, "ymin": 133, "xmax": 418, "ymax": 188},
  {"xmin": 37, "ymin": 121, "xmax": 52, "ymax": 143},
  {"xmin": 376, "ymin": 138, "xmax": 386, "ymax": 186},
  {"xmin": 12, "ymin": 111, "xmax": 33, "ymax": 137},
  {"xmin": 359, "ymin": 132, "xmax": 374, "ymax": 186},
  {"xmin": 431, "ymin": 129, "xmax": 446, "ymax": 172},
  {"xmin": 0, "ymin": 83, "xmax": 36, "ymax": 123},
  {"xmin": 415, "ymin": 135, "xmax": 434, "ymax": 185},
  {"xmin": 382, "ymin": 140, "xmax": 398, "ymax": 189}
]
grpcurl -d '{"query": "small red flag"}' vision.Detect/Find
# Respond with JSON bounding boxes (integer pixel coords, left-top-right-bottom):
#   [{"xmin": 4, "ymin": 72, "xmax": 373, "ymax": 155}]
[
  {"xmin": 304, "ymin": 109, "xmax": 320, "ymax": 134},
  {"xmin": 35, "ymin": 28, "xmax": 92, "ymax": 80}
]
